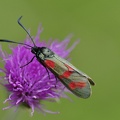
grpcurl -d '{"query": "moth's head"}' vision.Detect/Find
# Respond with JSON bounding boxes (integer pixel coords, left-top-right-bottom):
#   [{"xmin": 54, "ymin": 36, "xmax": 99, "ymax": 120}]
[{"xmin": 31, "ymin": 47, "xmax": 40, "ymax": 54}]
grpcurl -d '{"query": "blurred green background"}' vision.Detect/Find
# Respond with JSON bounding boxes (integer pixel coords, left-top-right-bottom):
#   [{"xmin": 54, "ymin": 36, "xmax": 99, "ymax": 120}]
[{"xmin": 0, "ymin": 0, "xmax": 120, "ymax": 120}]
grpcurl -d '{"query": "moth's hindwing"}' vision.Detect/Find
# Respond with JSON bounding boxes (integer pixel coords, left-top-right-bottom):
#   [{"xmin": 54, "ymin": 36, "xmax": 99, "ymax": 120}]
[{"xmin": 44, "ymin": 54, "xmax": 95, "ymax": 98}]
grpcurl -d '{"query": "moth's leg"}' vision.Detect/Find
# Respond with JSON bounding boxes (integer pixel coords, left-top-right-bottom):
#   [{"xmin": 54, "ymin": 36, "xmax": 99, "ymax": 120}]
[
  {"xmin": 43, "ymin": 65, "xmax": 58, "ymax": 88},
  {"xmin": 20, "ymin": 56, "xmax": 35, "ymax": 68},
  {"xmin": 44, "ymin": 66, "xmax": 51, "ymax": 80},
  {"xmin": 54, "ymin": 76, "xmax": 59, "ymax": 88}
]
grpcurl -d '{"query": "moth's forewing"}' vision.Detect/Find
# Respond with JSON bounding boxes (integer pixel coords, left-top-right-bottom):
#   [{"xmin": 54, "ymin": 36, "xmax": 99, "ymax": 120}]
[
  {"xmin": 44, "ymin": 54, "xmax": 94, "ymax": 98},
  {"xmin": 54, "ymin": 55, "xmax": 95, "ymax": 86}
]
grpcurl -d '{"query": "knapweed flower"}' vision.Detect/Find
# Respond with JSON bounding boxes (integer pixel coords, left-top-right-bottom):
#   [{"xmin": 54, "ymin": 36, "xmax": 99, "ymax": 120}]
[{"xmin": 0, "ymin": 27, "xmax": 79, "ymax": 115}]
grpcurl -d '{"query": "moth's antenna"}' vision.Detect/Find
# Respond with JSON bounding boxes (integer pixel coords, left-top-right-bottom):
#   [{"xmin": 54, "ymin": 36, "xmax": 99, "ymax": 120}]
[
  {"xmin": 0, "ymin": 39, "xmax": 32, "ymax": 48},
  {"xmin": 18, "ymin": 16, "xmax": 36, "ymax": 47}
]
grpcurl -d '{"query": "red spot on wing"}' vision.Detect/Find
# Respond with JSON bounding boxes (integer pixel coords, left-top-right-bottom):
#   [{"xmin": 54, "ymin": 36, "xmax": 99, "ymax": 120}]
[
  {"xmin": 59, "ymin": 64, "xmax": 74, "ymax": 79},
  {"xmin": 69, "ymin": 82, "xmax": 86, "ymax": 90},
  {"xmin": 65, "ymin": 64, "xmax": 74, "ymax": 71},
  {"xmin": 59, "ymin": 71, "xmax": 72, "ymax": 79},
  {"xmin": 69, "ymin": 82, "xmax": 76, "ymax": 89},
  {"xmin": 45, "ymin": 60, "xmax": 55, "ymax": 68},
  {"xmin": 76, "ymin": 82, "xmax": 86, "ymax": 88}
]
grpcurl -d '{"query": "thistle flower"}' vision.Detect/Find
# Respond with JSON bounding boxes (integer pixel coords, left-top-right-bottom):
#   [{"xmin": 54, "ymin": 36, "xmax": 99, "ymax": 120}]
[{"xmin": 0, "ymin": 27, "xmax": 79, "ymax": 115}]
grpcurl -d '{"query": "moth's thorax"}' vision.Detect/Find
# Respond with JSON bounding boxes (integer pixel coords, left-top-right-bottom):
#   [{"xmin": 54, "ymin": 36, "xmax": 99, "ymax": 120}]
[
  {"xmin": 31, "ymin": 47, "xmax": 54, "ymax": 60},
  {"xmin": 38, "ymin": 53, "xmax": 45, "ymax": 60}
]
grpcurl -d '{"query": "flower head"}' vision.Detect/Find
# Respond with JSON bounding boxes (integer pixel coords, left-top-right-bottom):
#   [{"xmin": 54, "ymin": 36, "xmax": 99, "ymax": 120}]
[{"xmin": 0, "ymin": 27, "xmax": 79, "ymax": 115}]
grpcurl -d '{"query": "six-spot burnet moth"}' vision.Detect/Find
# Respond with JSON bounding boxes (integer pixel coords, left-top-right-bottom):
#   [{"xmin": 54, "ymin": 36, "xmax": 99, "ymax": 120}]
[{"xmin": 0, "ymin": 16, "xmax": 95, "ymax": 98}]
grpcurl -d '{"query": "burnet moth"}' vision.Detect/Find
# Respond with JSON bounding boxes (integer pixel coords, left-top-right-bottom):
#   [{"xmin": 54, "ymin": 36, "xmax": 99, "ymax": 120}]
[{"xmin": 0, "ymin": 16, "xmax": 95, "ymax": 98}]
